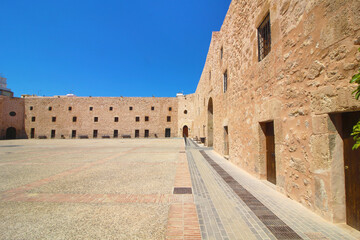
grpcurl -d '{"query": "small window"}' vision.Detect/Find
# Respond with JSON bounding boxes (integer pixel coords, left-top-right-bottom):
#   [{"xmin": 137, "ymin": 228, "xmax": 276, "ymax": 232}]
[
  {"xmin": 258, "ymin": 13, "xmax": 271, "ymax": 61},
  {"xmin": 73, "ymin": 116, "xmax": 77, "ymax": 122},
  {"xmin": 9, "ymin": 111, "xmax": 16, "ymax": 117},
  {"xmin": 220, "ymin": 46, "xmax": 223, "ymax": 59},
  {"xmin": 32, "ymin": 116, "xmax": 36, "ymax": 122},
  {"xmin": 223, "ymin": 70, "xmax": 228, "ymax": 93},
  {"xmin": 30, "ymin": 106, "xmax": 33, "ymax": 111},
  {"xmin": 94, "ymin": 117, "xmax": 98, "ymax": 122},
  {"xmin": 109, "ymin": 107, "xmax": 113, "ymax": 111},
  {"xmin": 136, "ymin": 116, "xmax": 140, "ymax": 122},
  {"xmin": 168, "ymin": 107, "xmax": 172, "ymax": 111},
  {"xmin": 48, "ymin": 107, "xmax": 52, "ymax": 111},
  {"xmin": 129, "ymin": 106, "xmax": 133, "ymax": 111},
  {"xmin": 51, "ymin": 129, "xmax": 56, "ymax": 139},
  {"xmin": 90, "ymin": 106, "xmax": 93, "ymax": 111},
  {"xmin": 145, "ymin": 116, "xmax": 149, "ymax": 121},
  {"xmin": 68, "ymin": 106, "xmax": 72, "ymax": 111},
  {"xmin": 114, "ymin": 130, "xmax": 118, "ymax": 138},
  {"xmin": 135, "ymin": 129, "xmax": 140, "ymax": 138},
  {"xmin": 93, "ymin": 130, "xmax": 98, "ymax": 138},
  {"xmin": 52, "ymin": 117, "xmax": 56, "ymax": 122},
  {"xmin": 167, "ymin": 116, "xmax": 171, "ymax": 122},
  {"xmin": 151, "ymin": 106, "xmax": 155, "ymax": 111},
  {"xmin": 145, "ymin": 129, "xmax": 149, "ymax": 138},
  {"xmin": 30, "ymin": 128, "xmax": 35, "ymax": 138},
  {"xmin": 114, "ymin": 117, "xmax": 119, "ymax": 122},
  {"xmin": 72, "ymin": 130, "xmax": 76, "ymax": 138},
  {"xmin": 184, "ymin": 110, "xmax": 188, "ymax": 114}
]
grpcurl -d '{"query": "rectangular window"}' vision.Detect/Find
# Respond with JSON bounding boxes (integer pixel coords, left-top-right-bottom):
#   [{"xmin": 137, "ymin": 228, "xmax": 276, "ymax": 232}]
[
  {"xmin": 68, "ymin": 106, "xmax": 72, "ymax": 111},
  {"xmin": 72, "ymin": 130, "xmax": 76, "ymax": 138},
  {"xmin": 145, "ymin": 129, "xmax": 149, "ymax": 138},
  {"xmin": 31, "ymin": 128, "xmax": 35, "ymax": 139},
  {"xmin": 136, "ymin": 116, "xmax": 140, "ymax": 122},
  {"xmin": 51, "ymin": 129, "xmax": 56, "ymax": 139},
  {"xmin": 114, "ymin": 130, "xmax": 118, "ymax": 138},
  {"xmin": 90, "ymin": 106, "xmax": 93, "ymax": 111},
  {"xmin": 220, "ymin": 46, "xmax": 223, "ymax": 59},
  {"xmin": 168, "ymin": 107, "xmax": 172, "ymax": 111},
  {"xmin": 145, "ymin": 116, "xmax": 149, "ymax": 121},
  {"xmin": 94, "ymin": 117, "xmax": 98, "ymax": 122},
  {"xmin": 167, "ymin": 116, "xmax": 171, "ymax": 122},
  {"xmin": 73, "ymin": 116, "xmax": 77, "ymax": 122},
  {"xmin": 93, "ymin": 130, "xmax": 98, "ymax": 138},
  {"xmin": 129, "ymin": 106, "xmax": 133, "ymax": 111},
  {"xmin": 165, "ymin": 128, "xmax": 171, "ymax": 138},
  {"xmin": 135, "ymin": 129, "xmax": 140, "ymax": 138},
  {"xmin": 30, "ymin": 106, "xmax": 33, "ymax": 110},
  {"xmin": 52, "ymin": 117, "xmax": 56, "ymax": 122},
  {"xmin": 258, "ymin": 13, "xmax": 271, "ymax": 61},
  {"xmin": 151, "ymin": 106, "xmax": 155, "ymax": 110},
  {"xmin": 114, "ymin": 117, "xmax": 119, "ymax": 122},
  {"xmin": 109, "ymin": 107, "xmax": 113, "ymax": 111},
  {"xmin": 223, "ymin": 70, "xmax": 228, "ymax": 93},
  {"xmin": 48, "ymin": 107, "xmax": 52, "ymax": 111},
  {"xmin": 31, "ymin": 116, "xmax": 36, "ymax": 122}
]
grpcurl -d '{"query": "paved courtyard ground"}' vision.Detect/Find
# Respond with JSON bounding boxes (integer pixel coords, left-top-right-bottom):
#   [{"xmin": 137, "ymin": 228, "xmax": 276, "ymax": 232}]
[{"xmin": 0, "ymin": 139, "xmax": 359, "ymax": 240}]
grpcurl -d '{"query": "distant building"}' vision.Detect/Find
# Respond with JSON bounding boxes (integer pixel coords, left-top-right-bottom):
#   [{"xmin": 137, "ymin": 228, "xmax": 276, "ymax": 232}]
[{"xmin": 0, "ymin": 76, "xmax": 13, "ymax": 97}]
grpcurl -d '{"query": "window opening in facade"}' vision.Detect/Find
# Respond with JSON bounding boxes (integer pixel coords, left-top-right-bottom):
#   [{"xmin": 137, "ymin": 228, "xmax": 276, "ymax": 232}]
[
  {"xmin": 136, "ymin": 116, "xmax": 140, "ymax": 122},
  {"xmin": 135, "ymin": 129, "xmax": 140, "ymax": 138},
  {"xmin": 145, "ymin": 116, "xmax": 149, "ymax": 121},
  {"xmin": 32, "ymin": 117, "xmax": 36, "ymax": 122},
  {"xmin": 114, "ymin": 130, "xmax": 118, "ymax": 138},
  {"xmin": 48, "ymin": 107, "xmax": 52, "ymax": 111},
  {"xmin": 73, "ymin": 116, "xmax": 77, "ymax": 122},
  {"xmin": 114, "ymin": 117, "xmax": 119, "ymax": 122},
  {"xmin": 220, "ymin": 46, "xmax": 223, "ymax": 59},
  {"xmin": 94, "ymin": 117, "xmax": 98, "ymax": 122},
  {"xmin": 93, "ymin": 130, "xmax": 98, "ymax": 138},
  {"xmin": 72, "ymin": 130, "xmax": 76, "ymax": 138},
  {"xmin": 258, "ymin": 13, "xmax": 271, "ymax": 61},
  {"xmin": 129, "ymin": 106, "xmax": 133, "ymax": 110},
  {"xmin": 9, "ymin": 111, "xmax": 16, "ymax": 116},
  {"xmin": 90, "ymin": 107, "xmax": 93, "ymax": 111},
  {"xmin": 165, "ymin": 128, "xmax": 171, "ymax": 138},
  {"xmin": 30, "ymin": 106, "xmax": 33, "ymax": 110},
  {"xmin": 145, "ymin": 129, "xmax": 149, "ymax": 138},
  {"xmin": 167, "ymin": 116, "xmax": 171, "ymax": 122},
  {"xmin": 52, "ymin": 117, "xmax": 56, "ymax": 122},
  {"xmin": 109, "ymin": 107, "xmax": 113, "ymax": 111},
  {"xmin": 151, "ymin": 106, "xmax": 155, "ymax": 110},
  {"xmin": 68, "ymin": 107, "xmax": 72, "ymax": 111}
]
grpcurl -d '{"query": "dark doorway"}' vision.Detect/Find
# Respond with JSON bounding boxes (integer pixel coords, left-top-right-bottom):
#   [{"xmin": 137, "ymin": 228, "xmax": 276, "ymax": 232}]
[
  {"xmin": 51, "ymin": 130, "xmax": 56, "ymax": 139},
  {"xmin": 224, "ymin": 126, "xmax": 229, "ymax": 156},
  {"xmin": 261, "ymin": 121, "xmax": 276, "ymax": 185},
  {"xmin": 114, "ymin": 130, "xmax": 118, "ymax": 138},
  {"xmin": 6, "ymin": 127, "xmax": 16, "ymax": 139},
  {"xmin": 30, "ymin": 128, "xmax": 35, "ymax": 139},
  {"xmin": 183, "ymin": 126, "xmax": 189, "ymax": 137},
  {"xmin": 93, "ymin": 130, "xmax": 98, "ymax": 138},
  {"xmin": 135, "ymin": 129, "xmax": 139, "ymax": 138},
  {"xmin": 72, "ymin": 130, "xmax": 77, "ymax": 139},
  {"xmin": 165, "ymin": 128, "xmax": 171, "ymax": 138},
  {"xmin": 144, "ymin": 130, "xmax": 149, "ymax": 138},
  {"xmin": 331, "ymin": 111, "xmax": 360, "ymax": 230},
  {"xmin": 207, "ymin": 98, "xmax": 214, "ymax": 147}
]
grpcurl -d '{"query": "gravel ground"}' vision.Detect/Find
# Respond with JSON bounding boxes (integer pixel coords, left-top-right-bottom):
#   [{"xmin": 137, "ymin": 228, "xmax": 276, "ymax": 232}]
[{"xmin": 0, "ymin": 139, "xmax": 183, "ymax": 240}]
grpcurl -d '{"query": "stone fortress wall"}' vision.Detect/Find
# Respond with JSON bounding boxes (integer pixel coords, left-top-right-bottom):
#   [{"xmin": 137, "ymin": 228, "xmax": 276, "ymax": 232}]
[
  {"xmin": 1, "ymin": 0, "xmax": 360, "ymax": 230},
  {"xmin": 22, "ymin": 96, "xmax": 179, "ymax": 139},
  {"xmin": 191, "ymin": 0, "xmax": 360, "ymax": 226}
]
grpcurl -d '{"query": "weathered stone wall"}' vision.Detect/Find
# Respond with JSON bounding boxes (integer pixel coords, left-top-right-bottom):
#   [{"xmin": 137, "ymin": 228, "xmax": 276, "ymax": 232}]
[
  {"xmin": 177, "ymin": 94, "xmax": 195, "ymax": 137},
  {"xmin": 24, "ymin": 96, "xmax": 179, "ymax": 139},
  {"xmin": 0, "ymin": 96, "xmax": 26, "ymax": 139},
  {"xmin": 192, "ymin": 0, "xmax": 360, "ymax": 222}
]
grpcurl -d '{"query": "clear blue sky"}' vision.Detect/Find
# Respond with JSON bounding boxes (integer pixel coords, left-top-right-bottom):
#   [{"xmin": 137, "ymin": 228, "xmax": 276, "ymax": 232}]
[{"xmin": 0, "ymin": 0, "xmax": 231, "ymax": 97}]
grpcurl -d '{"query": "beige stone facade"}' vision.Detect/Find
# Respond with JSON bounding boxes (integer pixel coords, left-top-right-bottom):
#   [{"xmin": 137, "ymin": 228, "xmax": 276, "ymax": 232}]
[{"xmin": 1, "ymin": 0, "xmax": 360, "ymax": 230}]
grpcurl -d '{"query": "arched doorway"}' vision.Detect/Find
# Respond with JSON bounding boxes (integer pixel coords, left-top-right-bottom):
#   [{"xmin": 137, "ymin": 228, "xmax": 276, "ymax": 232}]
[
  {"xmin": 207, "ymin": 98, "xmax": 213, "ymax": 147},
  {"xmin": 183, "ymin": 125, "xmax": 189, "ymax": 137},
  {"xmin": 6, "ymin": 127, "xmax": 16, "ymax": 139}
]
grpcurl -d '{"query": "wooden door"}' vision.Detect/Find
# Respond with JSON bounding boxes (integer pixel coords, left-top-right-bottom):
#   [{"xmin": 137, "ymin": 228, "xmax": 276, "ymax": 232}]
[
  {"xmin": 183, "ymin": 126, "xmax": 188, "ymax": 137},
  {"xmin": 266, "ymin": 122, "xmax": 276, "ymax": 185},
  {"xmin": 343, "ymin": 112, "xmax": 360, "ymax": 230}
]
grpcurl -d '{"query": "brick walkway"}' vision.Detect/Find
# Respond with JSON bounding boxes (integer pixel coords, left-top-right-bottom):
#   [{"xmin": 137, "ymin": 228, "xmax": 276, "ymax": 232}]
[{"xmin": 186, "ymin": 139, "xmax": 360, "ymax": 240}]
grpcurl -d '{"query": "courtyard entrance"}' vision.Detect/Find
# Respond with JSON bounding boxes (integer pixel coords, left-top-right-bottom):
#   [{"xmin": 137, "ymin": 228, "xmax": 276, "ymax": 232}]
[
  {"xmin": 183, "ymin": 126, "xmax": 188, "ymax": 137},
  {"xmin": 6, "ymin": 127, "xmax": 16, "ymax": 139}
]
